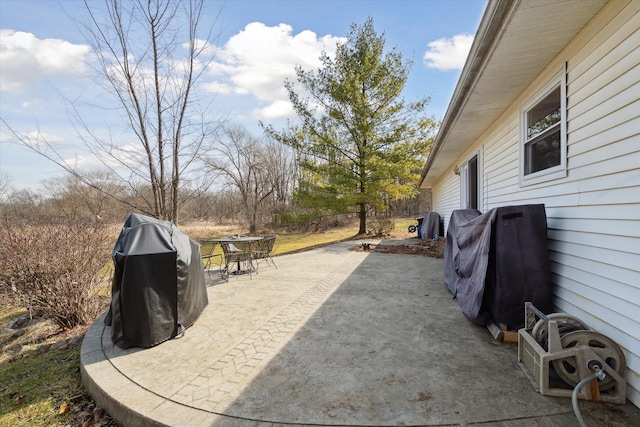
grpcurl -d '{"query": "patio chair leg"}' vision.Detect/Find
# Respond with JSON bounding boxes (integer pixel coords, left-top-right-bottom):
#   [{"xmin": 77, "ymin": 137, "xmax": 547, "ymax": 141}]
[{"xmin": 222, "ymin": 264, "xmax": 229, "ymax": 282}]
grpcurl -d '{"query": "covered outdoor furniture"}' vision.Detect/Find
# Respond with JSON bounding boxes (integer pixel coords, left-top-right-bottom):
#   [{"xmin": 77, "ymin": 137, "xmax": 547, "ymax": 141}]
[
  {"xmin": 444, "ymin": 204, "xmax": 553, "ymax": 329},
  {"xmin": 421, "ymin": 212, "xmax": 441, "ymax": 240},
  {"xmin": 105, "ymin": 213, "xmax": 208, "ymax": 348},
  {"xmin": 252, "ymin": 235, "xmax": 277, "ymax": 270}
]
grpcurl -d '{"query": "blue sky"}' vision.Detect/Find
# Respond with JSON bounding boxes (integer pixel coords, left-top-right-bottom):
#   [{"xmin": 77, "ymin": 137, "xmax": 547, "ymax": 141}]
[{"xmin": 0, "ymin": 0, "xmax": 487, "ymax": 191}]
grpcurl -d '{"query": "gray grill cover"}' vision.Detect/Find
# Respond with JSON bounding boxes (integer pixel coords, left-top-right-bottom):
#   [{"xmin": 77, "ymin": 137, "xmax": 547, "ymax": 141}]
[
  {"xmin": 105, "ymin": 213, "xmax": 208, "ymax": 348},
  {"xmin": 444, "ymin": 204, "xmax": 553, "ymax": 329},
  {"xmin": 421, "ymin": 212, "xmax": 441, "ymax": 240}
]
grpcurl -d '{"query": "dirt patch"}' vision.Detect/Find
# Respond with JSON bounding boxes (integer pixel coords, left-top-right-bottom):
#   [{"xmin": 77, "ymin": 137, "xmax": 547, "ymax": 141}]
[
  {"xmin": 350, "ymin": 238, "xmax": 445, "ymax": 258},
  {"xmin": 1, "ymin": 313, "xmax": 91, "ymax": 363}
]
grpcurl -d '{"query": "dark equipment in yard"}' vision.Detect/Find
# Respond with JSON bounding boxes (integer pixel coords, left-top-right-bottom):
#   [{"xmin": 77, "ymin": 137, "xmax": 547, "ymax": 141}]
[
  {"xmin": 408, "ymin": 217, "xmax": 422, "ymax": 237},
  {"xmin": 105, "ymin": 213, "xmax": 208, "ymax": 348},
  {"xmin": 408, "ymin": 212, "xmax": 441, "ymax": 240}
]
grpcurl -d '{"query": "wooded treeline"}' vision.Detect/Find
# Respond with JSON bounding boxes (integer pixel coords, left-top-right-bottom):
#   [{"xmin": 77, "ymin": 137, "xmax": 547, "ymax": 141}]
[{"xmin": 0, "ymin": 141, "xmax": 425, "ymax": 232}]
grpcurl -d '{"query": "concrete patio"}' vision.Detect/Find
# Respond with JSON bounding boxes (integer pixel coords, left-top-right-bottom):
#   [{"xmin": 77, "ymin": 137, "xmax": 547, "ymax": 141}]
[{"xmin": 81, "ymin": 238, "xmax": 640, "ymax": 426}]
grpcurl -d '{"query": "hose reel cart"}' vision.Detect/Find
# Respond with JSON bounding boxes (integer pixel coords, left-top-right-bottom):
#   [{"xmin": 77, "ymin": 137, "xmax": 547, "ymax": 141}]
[{"xmin": 518, "ymin": 302, "xmax": 627, "ymax": 404}]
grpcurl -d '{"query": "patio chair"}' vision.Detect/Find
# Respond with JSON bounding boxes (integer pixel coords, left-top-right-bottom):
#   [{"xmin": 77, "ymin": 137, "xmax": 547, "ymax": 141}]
[
  {"xmin": 252, "ymin": 235, "xmax": 277, "ymax": 271},
  {"xmin": 201, "ymin": 241, "xmax": 223, "ymax": 278},
  {"xmin": 220, "ymin": 242, "xmax": 254, "ymax": 281}
]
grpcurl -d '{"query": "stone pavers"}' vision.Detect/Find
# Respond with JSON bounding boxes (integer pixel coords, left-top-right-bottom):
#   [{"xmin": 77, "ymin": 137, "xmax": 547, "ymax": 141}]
[
  {"xmin": 81, "ymin": 239, "xmax": 640, "ymax": 426},
  {"xmin": 169, "ymin": 264, "xmax": 355, "ymax": 413}
]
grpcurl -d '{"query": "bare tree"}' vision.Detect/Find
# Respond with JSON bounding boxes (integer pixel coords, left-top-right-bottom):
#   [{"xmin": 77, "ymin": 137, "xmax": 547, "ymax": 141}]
[
  {"xmin": 43, "ymin": 171, "xmax": 128, "ymax": 222},
  {"xmin": 205, "ymin": 125, "xmax": 278, "ymax": 233},
  {"xmin": 263, "ymin": 138, "xmax": 296, "ymax": 213},
  {"xmin": 0, "ymin": 188, "xmax": 45, "ymax": 223},
  {"xmin": 44, "ymin": 177, "xmax": 84, "ymax": 221},
  {"xmin": 1, "ymin": 0, "xmax": 222, "ymax": 225},
  {"xmin": 0, "ymin": 173, "xmax": 12, "ymax": 203}
]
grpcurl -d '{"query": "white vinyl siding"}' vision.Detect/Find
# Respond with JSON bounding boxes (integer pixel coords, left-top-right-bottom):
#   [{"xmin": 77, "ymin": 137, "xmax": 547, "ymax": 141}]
[
  {"xmin": 431, "ymin": 172, "xmax": 460, "ymax": 233},
  {"xmin": 431, "ymin": 0, "xmax": 640, "ymax": 406},
  {"xmin": 555, "ymin": 1, "xmax": 640, "ymax": 402}
]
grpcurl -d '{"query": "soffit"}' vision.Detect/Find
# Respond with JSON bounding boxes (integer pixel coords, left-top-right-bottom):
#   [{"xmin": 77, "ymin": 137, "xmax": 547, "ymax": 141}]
[{"xmin": 420, "ymin": 0, "xmax": 608, "ymax": 187}]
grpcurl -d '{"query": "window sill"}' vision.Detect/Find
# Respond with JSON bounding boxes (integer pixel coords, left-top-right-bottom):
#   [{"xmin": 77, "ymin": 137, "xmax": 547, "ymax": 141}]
[{"xmin": 520, "ymin": 165, "xmax": 566, "ymax": 187}]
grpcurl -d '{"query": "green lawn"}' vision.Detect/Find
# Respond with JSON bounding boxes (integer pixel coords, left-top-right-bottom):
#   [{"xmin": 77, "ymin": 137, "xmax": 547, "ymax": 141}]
[
  {"xmin": 199, "ymin": 218, "xmax": 416, "ymax": 258},
  {"xmin": 0, "ymin": 344, "xmax": 86, "ymax": 427},
  {"xmin": 269, "ymin": 229, "xmax": 359, "ymax": 254},
  {"xmin": 198, "ymin": 227, "xmax": 359, "ymax": 259}
]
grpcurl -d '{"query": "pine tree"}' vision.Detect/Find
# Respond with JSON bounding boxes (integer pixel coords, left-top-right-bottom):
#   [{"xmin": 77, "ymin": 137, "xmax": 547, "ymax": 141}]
[{"xmin": 265, "ymin": 17, "xmax": 435, "ymax": 234}]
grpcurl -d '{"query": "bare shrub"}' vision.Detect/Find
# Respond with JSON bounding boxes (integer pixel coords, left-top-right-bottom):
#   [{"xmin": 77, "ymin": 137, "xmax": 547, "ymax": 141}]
[
  {"xmin": 367, "ymin": 218, "xmax": 395, "ymax": 236},
  {"xmin": 0, "ymin": 218, "xmax": 112, "ymax": 329}
]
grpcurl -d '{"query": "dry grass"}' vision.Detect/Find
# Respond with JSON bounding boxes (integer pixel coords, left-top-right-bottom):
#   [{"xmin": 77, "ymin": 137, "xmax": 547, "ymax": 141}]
[{"xmin": 178, "ymin": 222, "xmax": 246, "ymax": 239}]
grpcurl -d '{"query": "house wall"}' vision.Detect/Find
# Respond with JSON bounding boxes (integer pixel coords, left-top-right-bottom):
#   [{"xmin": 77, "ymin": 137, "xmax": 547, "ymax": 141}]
[{"xmin": 431, "ymin": 0, "xmax": 640, "ymax": 406}]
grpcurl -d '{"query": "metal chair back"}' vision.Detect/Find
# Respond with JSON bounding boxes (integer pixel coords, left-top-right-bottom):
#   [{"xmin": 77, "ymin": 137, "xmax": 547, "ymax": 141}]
[
  {"xmin": 221, "ymin": 241, "xmax": 254, "ymax": 281},
  {"xmin": 252, "ymin": 235, "xmax": 277, "ymax": 270}
]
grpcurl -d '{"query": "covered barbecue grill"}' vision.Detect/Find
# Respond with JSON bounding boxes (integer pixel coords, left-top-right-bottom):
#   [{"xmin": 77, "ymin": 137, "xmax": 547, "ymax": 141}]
[
  {"xmin": 105, "ymin": 213, "xmax": 208, "ymax": 348},
  {"xmin": 444, "ymin": 204, "xmax": 553, "ymax": 329}
]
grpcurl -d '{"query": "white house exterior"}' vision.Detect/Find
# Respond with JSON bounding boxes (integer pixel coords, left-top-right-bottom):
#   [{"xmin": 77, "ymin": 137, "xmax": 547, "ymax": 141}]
[{"xmin": 419, "ymin": 0, "xmax": 640, "ymax": 406}]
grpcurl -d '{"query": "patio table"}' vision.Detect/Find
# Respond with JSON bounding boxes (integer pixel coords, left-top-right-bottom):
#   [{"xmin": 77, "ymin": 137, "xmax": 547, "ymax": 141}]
[{"xmin": 207, "ymin": 236, "xmax": 263, "ymax": 279}]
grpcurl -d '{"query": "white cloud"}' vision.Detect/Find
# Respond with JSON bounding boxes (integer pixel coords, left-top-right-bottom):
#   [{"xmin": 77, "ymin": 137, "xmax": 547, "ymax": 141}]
[
  {"xmin": 206, "ymin": 22, "xmax": 346, "ymax": 120},
  {"xmin": 188, "ymin": 38, "xmax": 218, "ymax": 58},
  {"xmin": 70, "ymin": 142, "xmax": 144, "ymax": 172},
  {"xmin": 423, "ymin": 34, "xmax": 474, "ymax": 71},
  {"xmin": 1, "ymin": 127, "xmax": 73, "ymax": 151},
  {"xmin": 202, "ymin": 80, "xmax": 234, "ymax": 95},
  {"xmin": 254, "ymin": 99, "xmax": 295, "ymax": 120},
  {"xmin": 0, "ymin": 30, "xmax": 91, "ymax": 93},
  {"xmin": 23, "ymin": 130, "xmax": 64, "ymax": 145}
]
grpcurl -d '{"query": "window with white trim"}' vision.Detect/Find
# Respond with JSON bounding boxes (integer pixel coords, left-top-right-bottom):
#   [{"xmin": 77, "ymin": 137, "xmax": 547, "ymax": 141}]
[{"xmin": 520, "ymin": 71, "xmax": 567, "ymax": 185}]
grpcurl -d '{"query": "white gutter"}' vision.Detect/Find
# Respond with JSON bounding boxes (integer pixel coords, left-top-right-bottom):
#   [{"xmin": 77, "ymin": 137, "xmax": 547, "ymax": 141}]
[{"xmin": 419, "ymin": 0, "xmax": 518, "ymax": 187}]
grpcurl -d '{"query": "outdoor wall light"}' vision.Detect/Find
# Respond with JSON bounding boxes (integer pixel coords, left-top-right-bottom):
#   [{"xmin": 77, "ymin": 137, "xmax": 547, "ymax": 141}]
[{"xmin": 454, "ymin": 165, "xmax": 460, "ymax": 175}]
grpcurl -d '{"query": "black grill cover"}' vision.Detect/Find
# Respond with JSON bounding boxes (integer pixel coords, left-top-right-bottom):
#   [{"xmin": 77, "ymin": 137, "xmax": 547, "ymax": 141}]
[
  {"xmin": 105, "ymin": 213, "xmax": 208, "ymax": 348},
  {"xmin": 444, "ymin": 204, "xmax": 553, "ymax": 329}
]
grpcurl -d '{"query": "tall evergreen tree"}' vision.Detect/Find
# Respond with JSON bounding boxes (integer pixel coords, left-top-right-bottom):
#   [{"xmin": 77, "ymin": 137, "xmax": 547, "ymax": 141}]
[{"xmin": 264, "ymin": 17, "xmax": 435, "ymax": 234}]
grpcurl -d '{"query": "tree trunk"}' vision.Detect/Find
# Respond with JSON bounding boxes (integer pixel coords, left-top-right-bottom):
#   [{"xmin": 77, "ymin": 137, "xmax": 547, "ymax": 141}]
[{"xmin": 358, "ymin": 202, "xmax": 366, "ymax": 234}]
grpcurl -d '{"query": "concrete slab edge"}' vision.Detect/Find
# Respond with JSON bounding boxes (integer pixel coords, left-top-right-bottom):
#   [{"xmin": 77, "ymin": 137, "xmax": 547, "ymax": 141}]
[{"xmin": 81, "ymin": 313, "xmax": 220, "ymax": 427}]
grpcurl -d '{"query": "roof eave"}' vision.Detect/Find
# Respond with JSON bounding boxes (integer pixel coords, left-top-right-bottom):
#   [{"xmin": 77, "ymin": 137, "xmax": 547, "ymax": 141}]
[
  {"xmin": 419, "ymin": 0, "xmax": 516, "ymax": 188},
  {"xmin": 419, "ymin": 0, "xmax": 609, "ymax": 188}
]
